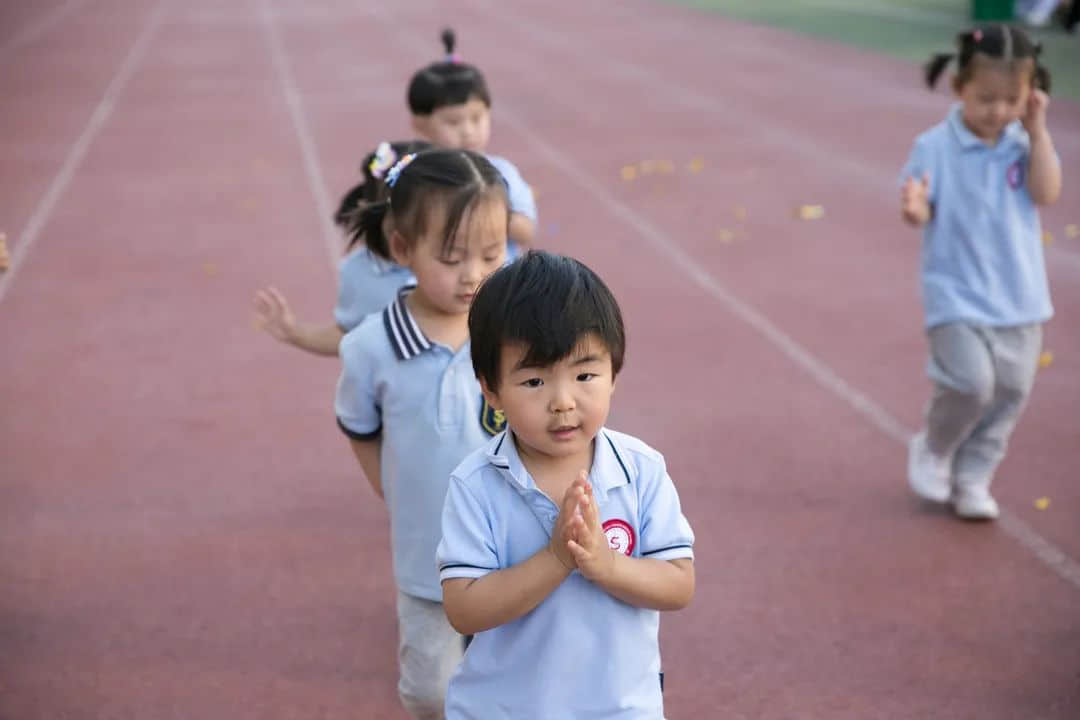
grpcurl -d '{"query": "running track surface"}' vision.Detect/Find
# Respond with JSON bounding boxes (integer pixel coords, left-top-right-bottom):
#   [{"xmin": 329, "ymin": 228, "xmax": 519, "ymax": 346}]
[{"xmin": 2, "ymin": 1, "xmax": 1079, "ymax": 717}]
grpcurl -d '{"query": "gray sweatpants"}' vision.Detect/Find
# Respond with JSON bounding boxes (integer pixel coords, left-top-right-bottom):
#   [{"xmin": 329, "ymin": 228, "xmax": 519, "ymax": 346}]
[
  {"xmin": 924, "ymin": 322, "xmax": 1042, "ymax": 489},
  {"xmin": 395, "ymin": 591, "xmax": 464, "ymax": 719}
]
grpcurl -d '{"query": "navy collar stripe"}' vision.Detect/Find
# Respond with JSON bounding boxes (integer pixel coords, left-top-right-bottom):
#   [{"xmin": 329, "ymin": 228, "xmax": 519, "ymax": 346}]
[
  {"xmin": 383, "ymin": 288, "xmax": 432, "ymax": 360},
  {"xmin": 604, "ymin": 432, "xmax": 632, "ymax": 485},
  {"xmin": 391, "ymin": 300, "xmax": 422, "ymax": 356},
  {"xmin": 439, "ymin": 562, "xmax": 497, "ymax": 572},
  {"xmin": 642, "ymin": 544, "xmax": 693, "ymax": 556},
  {"xmin": 382, "ymin": 310, "xmax": 407, "ymax": 361},
  {"xmin": 398, "ymin": 298, "xmax": 430, "ymax": 353}
]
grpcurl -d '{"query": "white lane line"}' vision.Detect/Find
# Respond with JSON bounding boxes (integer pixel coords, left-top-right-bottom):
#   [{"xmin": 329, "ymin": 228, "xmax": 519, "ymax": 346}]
[
  {"xmin": 0, "ymin": 0, "xmax": 169, "ymax": 306},
  {"xmin": 258, "ymin": 0, "xmax": 342, "ymax": 271}
]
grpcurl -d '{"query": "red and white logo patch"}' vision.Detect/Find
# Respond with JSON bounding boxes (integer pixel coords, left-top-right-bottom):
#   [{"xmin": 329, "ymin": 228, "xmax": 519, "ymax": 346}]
[{"xmin": 602, "ymin": 518, "xmax": 635, "ymax": 556}]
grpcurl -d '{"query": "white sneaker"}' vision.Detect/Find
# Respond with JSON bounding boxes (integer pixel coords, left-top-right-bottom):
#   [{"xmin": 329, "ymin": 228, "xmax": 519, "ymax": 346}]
[
  {"xmin": 952, "ymin": 486, "xmax": 1000, "ymax": 520},
  {"xmin": 907, "ymin": 431, "xmax": 951, "ymax": 503}
]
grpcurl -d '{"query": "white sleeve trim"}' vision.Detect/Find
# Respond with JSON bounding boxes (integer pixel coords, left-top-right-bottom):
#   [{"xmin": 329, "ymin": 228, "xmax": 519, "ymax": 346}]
[{"xmin": 439, "ymin": 566, "xmax": 495, "ymax": 582}]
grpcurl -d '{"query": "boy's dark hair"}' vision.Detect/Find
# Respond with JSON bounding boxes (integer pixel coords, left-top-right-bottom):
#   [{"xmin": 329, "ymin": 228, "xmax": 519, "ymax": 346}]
[
  {"xmin": 406, "ymin": 29, "xmax": 491, "ymax": 115},
  {"xmin": 469, "ymin": 251, "xmax": 626, "ymax": 390},
  {"xmin": 925, "ymin": 24, "xmax": 1050, "ymax": 93},
  {"xmin": 348, "ymin": 148, "xmax": 508, "ymax": 262},
  {"xmin": 335, "ymin": 139, "xmax": 432, "ymax": 246}
]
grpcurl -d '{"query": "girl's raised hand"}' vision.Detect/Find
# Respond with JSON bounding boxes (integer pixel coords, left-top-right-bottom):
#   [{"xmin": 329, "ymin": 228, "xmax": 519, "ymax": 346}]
[
  {"xmin": 253, "ymin": 286, "xmax": 298, "ymax": 344},
  {"xmin": 1023, "ymin": 89, "xmax": 1050, "ymax": 141},
  {"xmin": 566, "ymin": 471, "xmax": 616, "ymax": 584},
  {"xmin": 900, "ymin": 174, "xmax": 931, "ymax": 226}
]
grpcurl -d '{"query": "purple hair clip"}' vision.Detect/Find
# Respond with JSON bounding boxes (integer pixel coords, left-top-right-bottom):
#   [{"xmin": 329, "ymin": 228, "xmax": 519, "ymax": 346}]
[
  {"xmin": 386, "ymin": 153, "xmax": 417, "ymax": 188},
  {"xmin": 972, "ymin": 29, "xmax": 983, "ymax": 42}
]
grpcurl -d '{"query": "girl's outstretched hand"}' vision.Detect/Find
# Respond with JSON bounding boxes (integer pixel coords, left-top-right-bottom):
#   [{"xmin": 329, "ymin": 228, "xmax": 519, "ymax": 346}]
[
  {"xmin": 901, "ymin": 173, "xmax": 931, "ymax": 227},
  {"xmin": 253, "ymin": 286, "xmax": 298, "ymax": 344}
]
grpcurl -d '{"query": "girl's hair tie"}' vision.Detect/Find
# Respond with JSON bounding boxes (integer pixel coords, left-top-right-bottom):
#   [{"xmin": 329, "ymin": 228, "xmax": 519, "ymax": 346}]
[
  {"xmin": 386, "ymin": 153, "xmax": 418, "ymax": 188},
  {"xmin": 368, "ymin": 141, "xmax": 398, "ymax": 180}
]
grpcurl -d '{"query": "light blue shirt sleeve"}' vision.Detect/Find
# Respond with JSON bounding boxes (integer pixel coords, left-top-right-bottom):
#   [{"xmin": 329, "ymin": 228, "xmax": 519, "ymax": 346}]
[
  {"xmin": 487, "ymin": 155, "xmax": 537, "ymax": 222},
  {"xmin": 638, "ymin": 462, "xmax": 695, "ymax": 562},
  {"xmin": 334, "ymin": 326, "xmax": 382, "ymax": 437},
  {"xmin": 438, "ymin": 475, "xmax": 499, "ymax": 582}
]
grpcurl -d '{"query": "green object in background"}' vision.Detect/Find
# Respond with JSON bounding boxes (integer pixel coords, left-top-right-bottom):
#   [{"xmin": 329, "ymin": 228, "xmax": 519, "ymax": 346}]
[
  {"xmin": 664, "ymin": 0, "xmax": 1080, "ymax": 100},
  {"xmin": 972, "ymin": 0, "xmax": 1013, "ymax": 21}
]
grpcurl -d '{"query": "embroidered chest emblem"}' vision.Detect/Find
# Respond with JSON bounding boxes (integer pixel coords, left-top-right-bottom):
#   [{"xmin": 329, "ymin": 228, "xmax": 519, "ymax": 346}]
[
  {"xmin": 1006, "ymin": 160, "xmax": 1025, "ymax": 190},
  {"xmin": 479, "ymin": 397, "xmax": 506, "ymax": 436},
  {"xmin": 602, "ymin": 518, "xmax": 636, "ymax": 556}
]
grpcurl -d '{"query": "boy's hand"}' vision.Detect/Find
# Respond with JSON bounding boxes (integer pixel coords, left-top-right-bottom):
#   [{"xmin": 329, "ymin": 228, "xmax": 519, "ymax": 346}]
[
  {"xmin": 548, "ymin": 477, "xmax": 584, "ymax": 572},
  {"xmin": 1023, "ymin": 89, "xmax": 1050, "ymax": 142},
  {"xmin": 253, "ymin": 286, "xmax": 298, "ymax": 344},
  {"xmin": 900, "ymin": 174, "xmax": 931, "ymax": 226},
  {"xmin": 566, "ymin": 472, "xmax": 617, "ymax": 584}
]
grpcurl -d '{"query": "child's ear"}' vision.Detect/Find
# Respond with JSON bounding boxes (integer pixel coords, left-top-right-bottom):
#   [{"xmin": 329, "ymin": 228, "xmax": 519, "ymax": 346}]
[
  {"xmin": 388, "ymin": 229, "xmax": 412, "ymax": 267},
  {"xmin": 479, "ymin": 376, "xmax": 501, "ymax": 411}
]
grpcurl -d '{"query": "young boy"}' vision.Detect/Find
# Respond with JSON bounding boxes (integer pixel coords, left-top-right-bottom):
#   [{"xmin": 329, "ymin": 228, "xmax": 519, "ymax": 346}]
[
  {"xmin": 407, "ymin": 29, "xmax": 537, "ymax": 252},
  {"xmin": 436, "ymin": 251, "xmax": 696, "ymax": 718}
]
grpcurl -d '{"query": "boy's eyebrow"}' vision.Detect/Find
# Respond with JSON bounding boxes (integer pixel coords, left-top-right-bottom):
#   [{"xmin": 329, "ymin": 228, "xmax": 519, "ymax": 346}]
[
  {"xmin": 571, "ymin": 354, "xmax": 605, "ymax": 366},
  {"xmin": 511, "ymin": 353, "xmax": 605, "ymax": 372},
  {"xmin": 511, "ymin": 356, "xmax": 545, "ymax": 372}
]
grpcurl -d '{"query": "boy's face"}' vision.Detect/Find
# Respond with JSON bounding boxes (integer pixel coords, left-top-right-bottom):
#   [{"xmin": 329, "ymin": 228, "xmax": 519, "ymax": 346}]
[
  {"xmin": 482, "ymin": 334, "xmax": 616, "ymax": 464},
  {"xmin": 412, "ymin": 97, "xmax": 491, "ymax": 154}
]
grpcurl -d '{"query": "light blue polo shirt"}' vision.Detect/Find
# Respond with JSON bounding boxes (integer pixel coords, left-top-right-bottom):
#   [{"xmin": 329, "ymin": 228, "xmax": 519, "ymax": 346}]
[
  {"xmin": 332, "ymin": 248, "xmax": 415, "ymax": 332},
  {"xmin": 437, "ymin": 428, "xmax": 695, "ymax": 719},
  {"xmin": 487, "ymin": 154, "xmax": 537, "ymax": 260},
  {"xmin": 900, "ymin": 103, "xmax": 1054, "ymax": 330},
  {"xmin": 335, "ymin": 287, "xmax": 504, "ymax": 601}
]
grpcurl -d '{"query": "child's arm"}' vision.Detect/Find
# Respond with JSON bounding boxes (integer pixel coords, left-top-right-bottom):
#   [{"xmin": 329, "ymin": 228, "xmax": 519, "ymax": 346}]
[
  {"xmin": 335, "ymin": 329, "xmax": 384, "ymax": 497},
  {"xmin": 488, "ymin": 156, "xmax": 538, "ymax": 248},
  {"xmin": 900, "ymin": 174, "xmax": 932, "ymax": 227},
  {"xmin": 254, "ymin": 287, "xmax": 344, "ymax": 356},
  {"xmin": 1024, "ymin": 90, "xmax": 1062, "ymax": 206},
  {"xmin": 347, "ymin": 437, "xmax": 382, "ymax": 498},
  {"xmin": 508, "ymin": 213, "xmax": 537, "ymax": 248},
  {"xmin": 568, "ymin": 477, "xmax": 695, "ymax": 611},
  {"xmin": 441, "ymin": 481, "xmax": 583, "ymax": 635}
]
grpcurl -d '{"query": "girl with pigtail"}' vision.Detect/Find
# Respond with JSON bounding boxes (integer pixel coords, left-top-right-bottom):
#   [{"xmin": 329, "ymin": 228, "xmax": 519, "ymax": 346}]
[
  {"xmin": 900, "ymin": 24, "xmax": 1062, "ymax": 521},
  {"xmin": 406, "ymin": 29, "xmax": 538, "ymax": 255},
  {"xmin": 335, "ymin": 148, "xmax": 510, "ymax": 718},
  {"xmin": 253, "ymin": 139, "xmax": 429, "ymax": 356}
]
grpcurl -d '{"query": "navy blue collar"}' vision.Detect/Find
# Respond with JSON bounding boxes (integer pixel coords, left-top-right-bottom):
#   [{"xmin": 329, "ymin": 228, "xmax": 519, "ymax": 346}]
[{"xmin": 382, "ymin": 286, "xmax": 431, "ymax": 360}]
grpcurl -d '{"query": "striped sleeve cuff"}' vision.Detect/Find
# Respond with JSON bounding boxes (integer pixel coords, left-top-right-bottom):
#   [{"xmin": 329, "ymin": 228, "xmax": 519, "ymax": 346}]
[
  {"xmin": 336, "ymin": 417, "xmax": 381, "ymax": 441},
  {"xmin": 640, "ymin": 544, "xmax": 694, "ymax": 562},
  {"xmin": 439, "ymin": 564, "xmax": 496, "ymax": 582}
]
